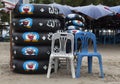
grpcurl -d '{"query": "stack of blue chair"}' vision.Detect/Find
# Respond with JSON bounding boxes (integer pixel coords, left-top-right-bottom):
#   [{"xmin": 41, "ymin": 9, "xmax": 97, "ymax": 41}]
[
  {"xmin": 98, "ymin": 29, "xmax": 116, "ymax": 44},
  {"xmin": 115, "ymin": 30, "xmax": 120, "ymax": 44}
]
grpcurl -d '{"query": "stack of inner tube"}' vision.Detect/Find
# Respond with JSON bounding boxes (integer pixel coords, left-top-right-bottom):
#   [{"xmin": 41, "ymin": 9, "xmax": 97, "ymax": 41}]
[
  {"xmin": 65, "ymin": 14, "xmax": 85, "ymax": 34},
  {"xmin": 12, "ymin": 4, "xmax": 63, "ymax": 74},
  {"xmin": 65, "ymin": 14, "xmax": 85, "ymax": 52}
]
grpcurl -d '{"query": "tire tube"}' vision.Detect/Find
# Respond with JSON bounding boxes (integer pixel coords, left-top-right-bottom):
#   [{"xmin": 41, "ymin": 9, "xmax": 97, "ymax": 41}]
[
  {"xmin": 12, "ymin": 46, "xmax": 51, "ymax": 60},
  {"xmin": 65, "ymin": 25, "xmax": 84, "ymax": 30},
  {"xmin": 13, "ymin": 4, "xmax": 60, "ymax": 18},
  {"xmin": 12, "ymin": 32, "xmax": 53, "ymax": 45},
  {"xmin": 12, "ymin": 18, "xmax": 61, "ymax": 32},
  {"xmin": 65, "ymin": 14, "xmax": 85, "ymax": 23},
  {"xmin": 65, "ymin": 20, "xmax": 85, "ymax": 27},
  {"xmin": 12, "ymin": 59, "xmax": 50, "ymax": 74}
]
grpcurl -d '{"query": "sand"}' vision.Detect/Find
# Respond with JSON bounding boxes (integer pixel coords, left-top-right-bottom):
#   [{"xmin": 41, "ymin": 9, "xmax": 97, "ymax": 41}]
[{"xmin": 0, "ymin": 42, "xmax": 120, "ymax": 84}]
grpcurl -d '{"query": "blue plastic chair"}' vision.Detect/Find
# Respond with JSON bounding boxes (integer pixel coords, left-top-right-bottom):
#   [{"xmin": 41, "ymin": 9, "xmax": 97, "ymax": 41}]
[{"xmin": 75, "ymin": 32, "xmax": 104, "ymax": 78}]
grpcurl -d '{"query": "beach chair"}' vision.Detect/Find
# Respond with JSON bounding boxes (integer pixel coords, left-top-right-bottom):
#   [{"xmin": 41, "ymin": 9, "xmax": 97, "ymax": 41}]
[
  {"xmin": 47, "ymin": 32, "xmax": 75, "ymax": 78},
  {"xmin": 75, "ymin": 32, "xmax": 104, "ymax": 78}
]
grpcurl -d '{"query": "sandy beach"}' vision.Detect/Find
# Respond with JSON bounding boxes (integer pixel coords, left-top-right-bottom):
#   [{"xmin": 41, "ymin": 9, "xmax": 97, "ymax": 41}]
[{"xmin": 0, "ymin": 42, "xmax": 120, "ymax": 84}]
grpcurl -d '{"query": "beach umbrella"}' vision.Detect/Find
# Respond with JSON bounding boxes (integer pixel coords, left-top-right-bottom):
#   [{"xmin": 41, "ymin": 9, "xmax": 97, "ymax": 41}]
[
  {"xmin": 72, "ymin": 4, "xmax": 113, "ymax": 19},
  {"xmin": 69, "ymin": 6, "xmax": 80, "ymax": 10},
  {"xmin": 110, "ymin": 5, "xmax": 120, "ymax": 14},
  {"xmin": 49, "ymin": 3, "xmax": 72, "ymax": 16}
]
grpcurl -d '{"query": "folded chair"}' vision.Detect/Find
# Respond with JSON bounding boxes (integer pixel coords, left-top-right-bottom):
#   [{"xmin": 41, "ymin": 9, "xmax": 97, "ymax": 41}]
[
  {"xmin": 47, "ymin": 32, "xmax": 75, "ymax": 78},
  {"xmin": 75, "ymin": 32, "xmax": 104, "ymax": 78}
]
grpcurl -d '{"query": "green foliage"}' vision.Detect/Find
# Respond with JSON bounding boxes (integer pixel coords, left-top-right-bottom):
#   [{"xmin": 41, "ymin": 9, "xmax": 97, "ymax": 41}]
[
  {"xmin": 42, "ymin": 0, "xmax": 51, "ymax": 4},
  {"xmin": 101, "ymin": 0, "xmax": 120, "ymax": 6},
  {"xmin": 29, "ymin": 0, "xmax": 120, "ymax": 6},
  {"xmin": 0, "ymin": 12, "xmax": 9, "ymax": 22},
  {"xmin": 30, "ymin": 0, "xmax": 51, "ymax": 4},
  {"xmin": 0, "ymin": 1, "xmax": 9, "ymax": 22},
  {"xmin": 0, "ymin": 2, "xmax": 3, "ymax": 8},
  {"xmin": 51, "ymin": 0, "xmax": 120, "ymax": 6}
]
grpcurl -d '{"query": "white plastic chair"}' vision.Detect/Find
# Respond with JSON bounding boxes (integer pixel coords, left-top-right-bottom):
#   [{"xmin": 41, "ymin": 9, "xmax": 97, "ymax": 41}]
[{"xmin": 47, "ymin": 32, "xmax": 75, "ymax": 78}]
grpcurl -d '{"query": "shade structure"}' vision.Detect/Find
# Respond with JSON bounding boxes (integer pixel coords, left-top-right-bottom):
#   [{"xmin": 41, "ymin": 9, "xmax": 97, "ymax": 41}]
[
  {"xmin": 49, "ymin": 3, "xmax": 72, "ymax": 16},
  {"xmin": 110, "ymin": 5, "xmax": 120, "ymax": 14},
  {"xmin": 0, "ymin": 8, "xmax": 9, "ymax": 12},
  {"xmin": 1, "ymin": 0, "xmax": 21, "ymax": 12},
  {"xmin": 69, "ymin": 6, "xmax": 80, "ymax": 10},
  {"xmin": 72, "ymin": 4, "xmax": 113, "ymax": 19}
]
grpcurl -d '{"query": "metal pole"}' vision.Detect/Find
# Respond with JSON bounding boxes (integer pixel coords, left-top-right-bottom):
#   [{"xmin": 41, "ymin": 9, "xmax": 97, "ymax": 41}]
[{"xmin": 9, "ymin": 10, "xmax": 13, "ymax": 70}]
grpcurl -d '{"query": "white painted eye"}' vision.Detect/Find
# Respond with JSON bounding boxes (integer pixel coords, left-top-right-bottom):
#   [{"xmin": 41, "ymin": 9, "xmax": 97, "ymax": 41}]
[
  {"xmin": 40, "ymin": 8, "xmax": 44, "ymax": 12},
  {"xmin": 14, "ymin": 50, "xmax": 16, "ymax": 54},
  {"xmin": 15, "ymin": 36, "xmax": 18, "ymax": 40},
  {"xmin": 42, "ymin": 36, "xmax": 46, "ymax": 40},
  {"xmin": 12, "ymin": 65, "xmax": 16, "ymax": 69},
  {"xmin": 13, "ymin": 22, "xmax": 16, "ymax": 26},
  {"xmin": 39, "ymin": 23, "xmax": 43, "ymax": 26},
  {"xmin": 43, "ymin": 65, "xmax": 47, "ymax": 70}
]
